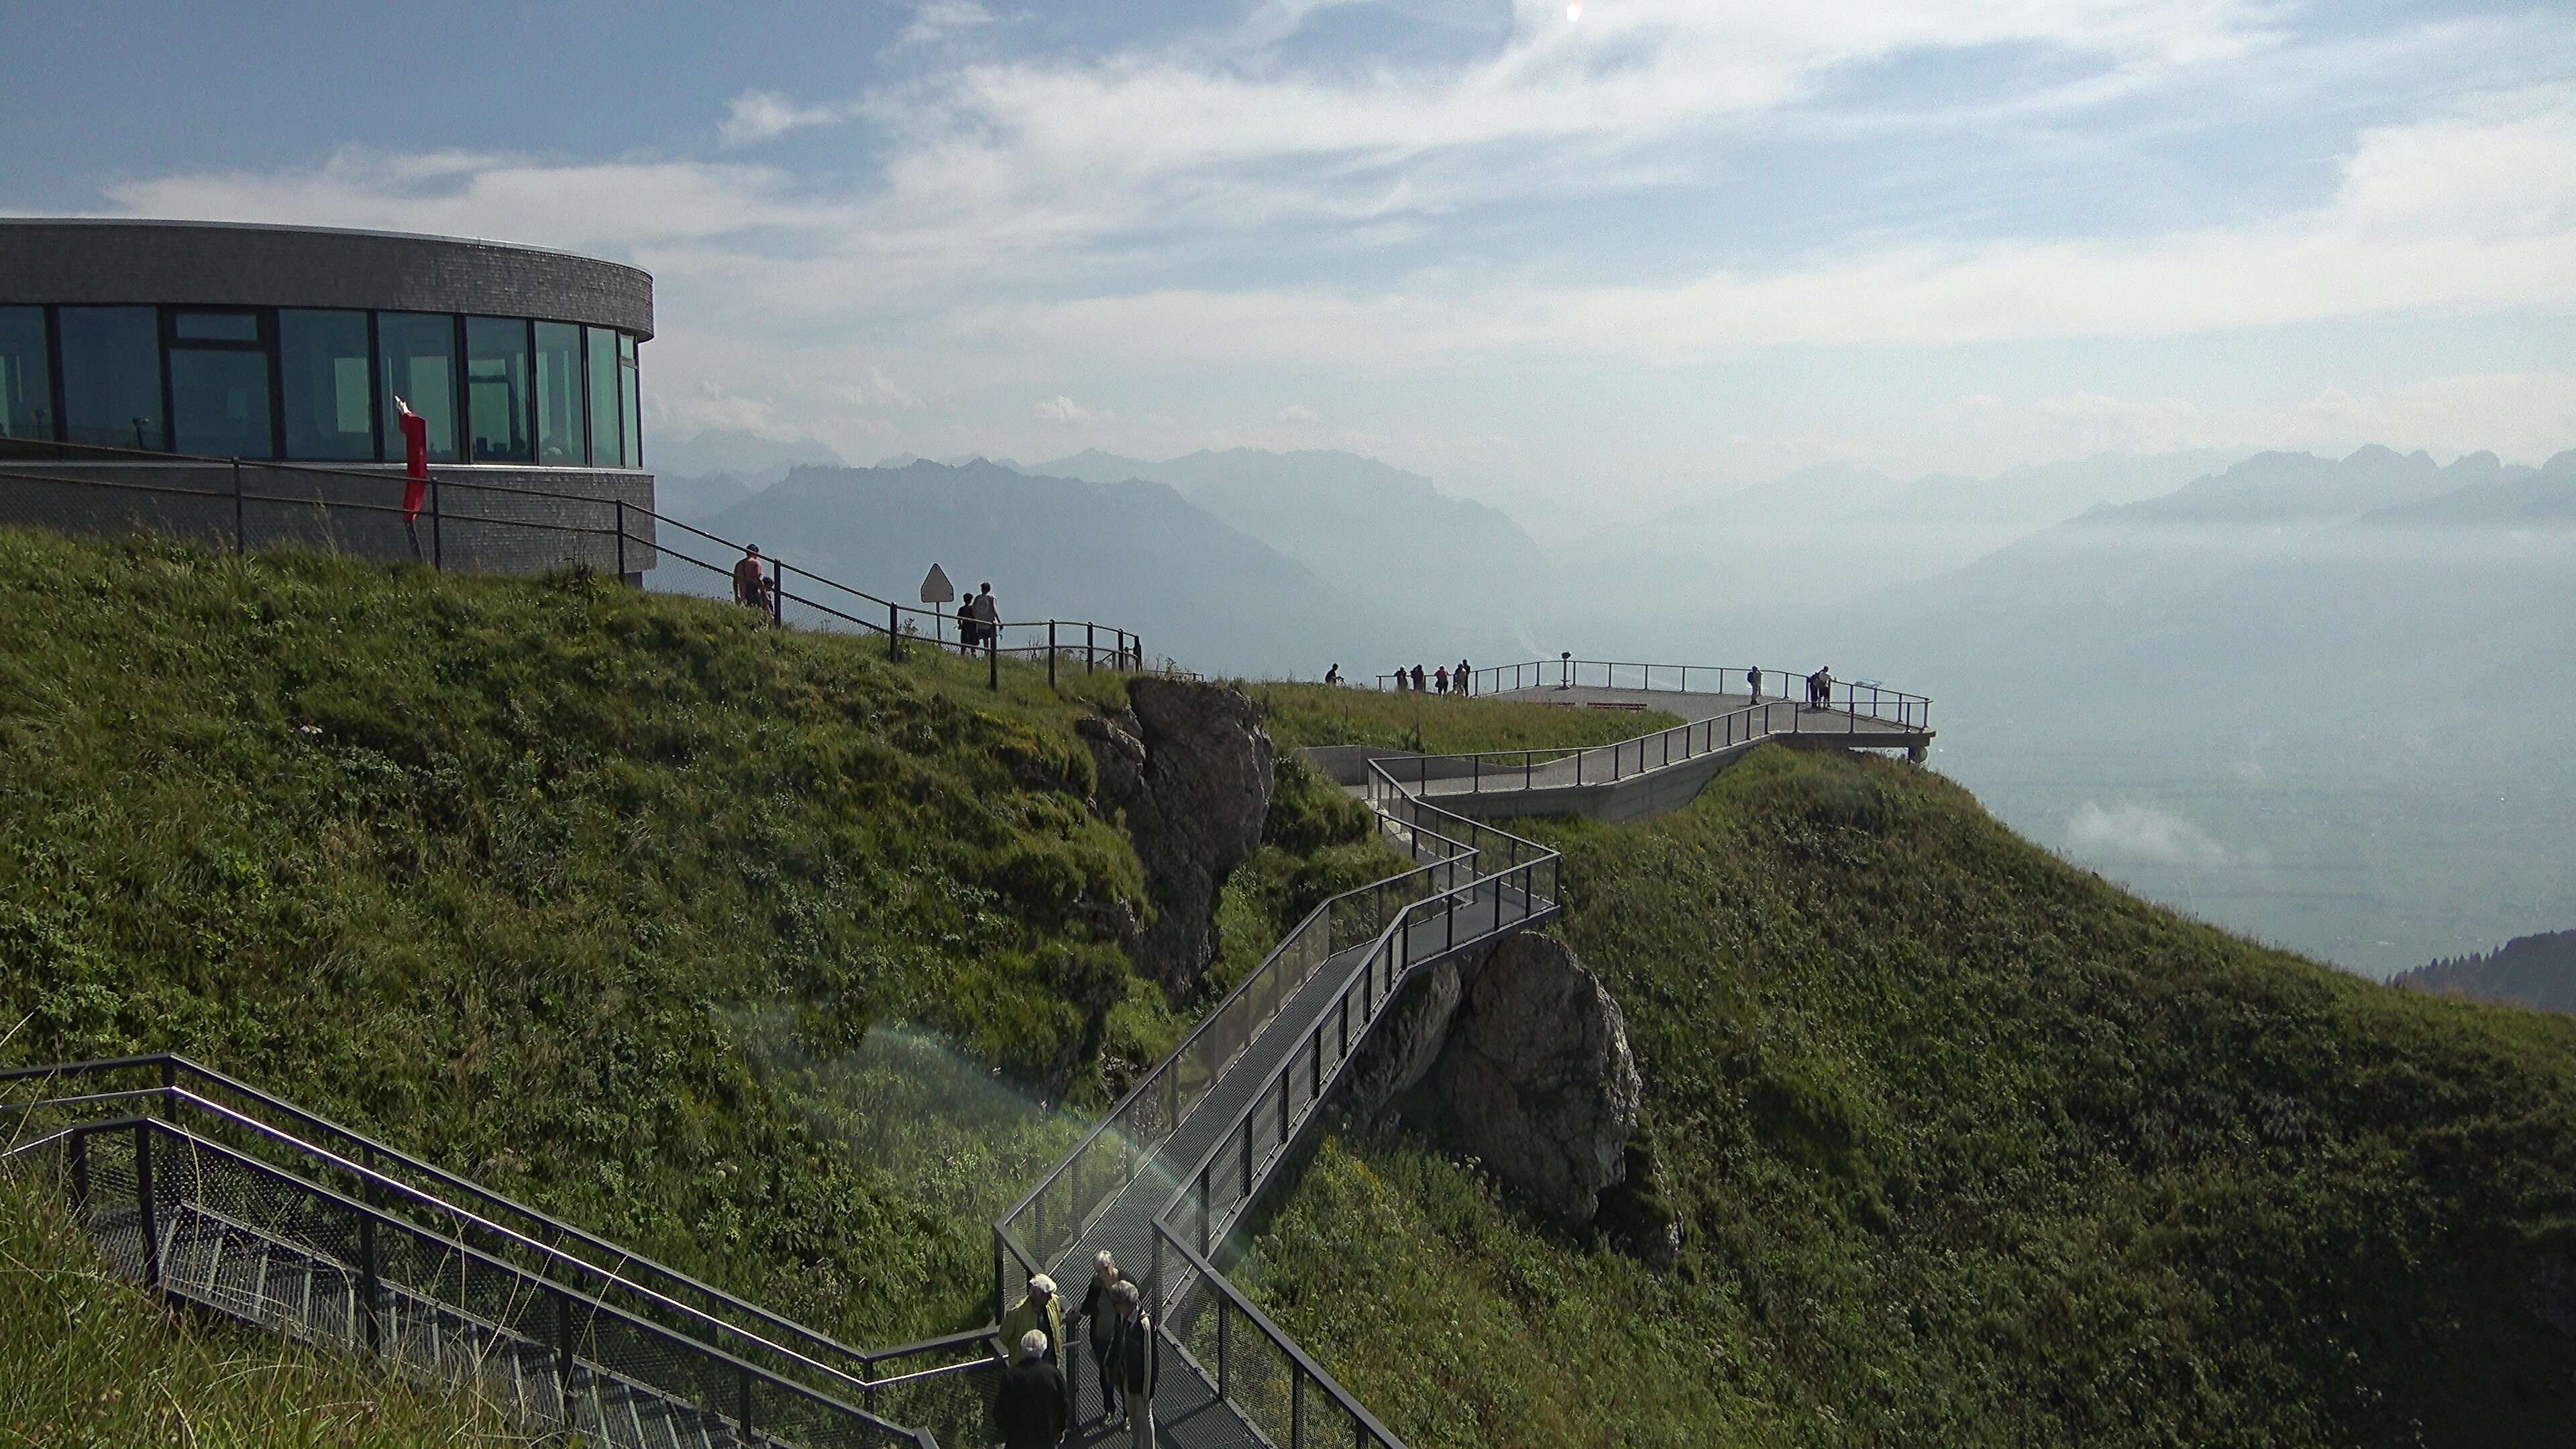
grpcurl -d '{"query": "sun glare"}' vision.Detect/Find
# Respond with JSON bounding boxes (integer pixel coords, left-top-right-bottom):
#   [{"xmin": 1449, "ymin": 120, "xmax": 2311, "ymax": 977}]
[{"xmin": 1566, "ymin": 2, "xmax": 1584, "ymax": 22}]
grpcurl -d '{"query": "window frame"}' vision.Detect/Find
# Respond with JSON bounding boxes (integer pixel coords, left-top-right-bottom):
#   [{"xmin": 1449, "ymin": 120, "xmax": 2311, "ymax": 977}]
[{"xmin": 161, "ymin": 307, "xmax": 281, "ymax": 459}]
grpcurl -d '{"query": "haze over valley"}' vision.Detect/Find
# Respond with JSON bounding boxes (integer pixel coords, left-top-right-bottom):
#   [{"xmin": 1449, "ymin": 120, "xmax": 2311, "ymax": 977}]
[{"xmin": 655, "ymin": 437, "xmax": 2576, "ymax": 980}]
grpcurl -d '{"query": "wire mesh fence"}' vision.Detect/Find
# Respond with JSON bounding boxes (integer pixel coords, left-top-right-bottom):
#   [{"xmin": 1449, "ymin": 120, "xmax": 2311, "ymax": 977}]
[{"xmin": 1, "ymin": 1067, "xmax": 957, "ymax": 1448}]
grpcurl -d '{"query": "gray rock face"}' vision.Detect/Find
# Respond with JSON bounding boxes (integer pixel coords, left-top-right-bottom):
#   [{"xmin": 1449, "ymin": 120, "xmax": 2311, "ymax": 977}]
[
  {"xmin": 1081, "ymin": 680, "xmax": 1275, "ymax": 996},
  {"xmin": 1431, "ymin": 933, "xmax": 1643, "ymax": 1226},
  {"xmin": 1338, "ymin": 958, "xmax": 1462, "ymax": 1129}
]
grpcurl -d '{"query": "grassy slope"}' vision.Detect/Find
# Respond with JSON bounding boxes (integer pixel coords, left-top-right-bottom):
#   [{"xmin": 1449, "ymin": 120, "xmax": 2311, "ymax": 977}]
[
  {"xmin": 0, "ymin": 1172, "xmax": 535, "ymax": 1448},
  {"xmin": 1248, "ymin": 681, "xmax": 1684, "ymax": 755},
  {"xmin": 0, "ymin": 527, "xmax": 1394, "ymax": 1350},
  {"xmin": 1243, "ymin": 745, "xmax": 2576, "ymax": 1448}
]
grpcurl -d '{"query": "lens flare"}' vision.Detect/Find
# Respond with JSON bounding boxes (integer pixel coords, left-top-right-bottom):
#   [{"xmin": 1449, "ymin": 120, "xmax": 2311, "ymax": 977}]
[{"xmin": 1566, "ymin": 1, "xmax": 1584, "ymax": 19}]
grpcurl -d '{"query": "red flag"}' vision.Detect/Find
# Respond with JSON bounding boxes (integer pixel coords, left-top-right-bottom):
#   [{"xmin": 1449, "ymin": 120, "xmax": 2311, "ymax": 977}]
[{"xmin": 396, "ymin": 399, "xmax": 429, "ymax": 523}]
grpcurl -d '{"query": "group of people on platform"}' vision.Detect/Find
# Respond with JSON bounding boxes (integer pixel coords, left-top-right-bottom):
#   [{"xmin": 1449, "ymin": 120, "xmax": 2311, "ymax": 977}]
[
  {"xmin": 1374, "ymin": 657, "xmax": 1474, "ymax": 694},
  {"xmin": 996, "ymin": 1254, "xmax": 1159, "ymax": 1448}
]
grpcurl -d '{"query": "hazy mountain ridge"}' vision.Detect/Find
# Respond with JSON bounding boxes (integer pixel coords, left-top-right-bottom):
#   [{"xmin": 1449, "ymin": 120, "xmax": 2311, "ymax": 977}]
[
  {"xmin": 2393, "ymin": 931, "xmax": 2576, "ymax": 1014},
  {"xmin": 1024, "ymin": 446, "xmax": 1551, "ymax": 662},
  {"xmin": 648, "ymin": 427, "xmax": 847, "ymax": 482},
  {"xmin": 690, "ymin": 459, "xmax": 1396, "ymax": 676},
  {"xmin": 1777, "ymin": 443, "xmax": 2576, "ymax": 979}
]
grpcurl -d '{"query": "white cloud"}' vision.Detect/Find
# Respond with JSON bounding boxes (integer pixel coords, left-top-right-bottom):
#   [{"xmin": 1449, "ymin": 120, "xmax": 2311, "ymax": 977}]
[
  {"xmin": 2066, "ymin": 801, "xmax": 2231, "ymax": 867},
  {"xmin": 896, "ymin": 1, "xmax": 999, "ymax": 50},
  {"xmin": 718, "ymin": 89, "xmax": 857, "ymax": 148},
  {"xmin": 1032, "ymin": 394, "xmax": 1095, "ymax": 423},
  {"xmin": 1276, "ymin": 404, "xmax": 1320, "ymax": 425}
]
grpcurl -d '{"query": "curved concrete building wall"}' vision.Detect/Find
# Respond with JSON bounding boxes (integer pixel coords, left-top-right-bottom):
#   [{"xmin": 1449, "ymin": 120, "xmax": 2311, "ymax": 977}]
[
  {"xmin": 0, "ymin": 220, "xmax": 656, "ymax": 582},
  {"xmin": 0, "ymin": 219, "xmax": 652, "ymax": 337}
]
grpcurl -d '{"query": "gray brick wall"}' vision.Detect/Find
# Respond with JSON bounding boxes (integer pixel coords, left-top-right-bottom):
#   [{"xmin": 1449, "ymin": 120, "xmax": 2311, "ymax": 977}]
[
  {"xmin": 0, "ymin": 220, "xmax": 652, "ymax": 336},
  {"xmin": 0, "ymin": 460, "xmax": 661, "ymax": 581}
]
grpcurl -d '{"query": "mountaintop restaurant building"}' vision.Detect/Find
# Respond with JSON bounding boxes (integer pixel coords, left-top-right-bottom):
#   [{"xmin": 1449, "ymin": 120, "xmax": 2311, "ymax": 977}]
[{"xmin": 0, "ymin": 218, "xmax": 657, "ymax": 582}]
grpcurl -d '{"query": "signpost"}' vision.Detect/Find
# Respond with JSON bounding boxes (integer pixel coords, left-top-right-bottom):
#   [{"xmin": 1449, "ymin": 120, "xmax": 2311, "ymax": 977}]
[{"xmin": 920, "ymin": 564, "xmax": 955, "ymax": 648}]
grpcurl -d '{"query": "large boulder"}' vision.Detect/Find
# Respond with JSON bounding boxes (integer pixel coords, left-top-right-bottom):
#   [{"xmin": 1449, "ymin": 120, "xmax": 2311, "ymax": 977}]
[
  {"xmin": 1430, "ymin": 932, "xmax": 1643, "ymax": 1226},
  {"xmin": 1081, "ymin": 680, "xmax": 1275, "ymax": 995}
]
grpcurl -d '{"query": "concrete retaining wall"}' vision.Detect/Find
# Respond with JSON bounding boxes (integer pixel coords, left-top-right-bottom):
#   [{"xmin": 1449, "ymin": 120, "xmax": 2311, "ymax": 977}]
[{"xmin": 0, "ymin": 462, "xmax": 657, "ymax": 581}]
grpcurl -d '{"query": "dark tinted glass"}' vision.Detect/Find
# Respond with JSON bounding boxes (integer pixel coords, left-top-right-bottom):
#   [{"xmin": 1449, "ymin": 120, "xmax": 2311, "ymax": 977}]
[
  {"xmin": 378, "ymin": 311, "xmax": 458, "ymax": 464},
  {"xmin": 174, "ymin": 311, "xmax": 260, "ymax": 341},
  {"xmin": 170, "ymin": 347, "xmax": 275, "ymax": 458},
  {"xmin": 535, "ymin": 321, "xmax": 584, "ymax": 465},
  {"xmin": 57, "ymin": 306, "xmax": 163, "ymax": 449},
  {"xmin": 0, "ymin": 307, "xmax": 50, "ymax": 441},
  {"xmin": 619, "ymin": 335, "xmax": 640, "ymax": 468},
  {"xmin": 278, "ymin": 309, "xmax": 375, "ymax": 461},
  {"xmin": 464, "ymin": 317, "xmax": 531, "ymax": 464},
  {"xmin": 586, "ymin": 326, "xmax": 622, "ymax": 467}
]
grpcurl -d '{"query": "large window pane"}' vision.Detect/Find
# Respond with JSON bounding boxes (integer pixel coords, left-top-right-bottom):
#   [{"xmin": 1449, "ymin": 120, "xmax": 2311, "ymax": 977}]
[
  {"xmin": 58, "ymin": 306, "xmax": 163, "ymax": 450},
  {"xmin": 170, "ymin": 347, "xmax": 274, "ymax": 458},
  {"xmin": 535, "ymin": 321, "xmax": 584, "ymax": 466},
  {"xmin": 0, "ymin": 307, "xmax": 50, "ymax": 441},
  {"xmin": 378, "ymin": 311, "xmax": 458, "ymax": 464},
  {"xmin": 585, "ymin": 325, "xmax": 622, "ymax": 467},
  {"xmin": 279, "ymin": 309, "xmax": 375, "ymax": 461},
  {"xmin": 619, "ymin": 333, "xmax": 640, "ymax": 469},
  {"xmin": 464, "ymin": 317, "xmax": 532, "ymax": 464}
]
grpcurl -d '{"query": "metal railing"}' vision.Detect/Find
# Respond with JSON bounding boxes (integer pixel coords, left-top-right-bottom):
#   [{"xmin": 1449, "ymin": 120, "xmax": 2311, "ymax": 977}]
[
  {"xmin": 989, "ymin": 799, "xmax": 1487, "ymax": 1285},
  {"xmin": 1378, "ymin": 657, "xmax": 1934, "ymax": 731},
  {"xmin": 0, "ymin": 1057, "xmax": 997, "ymax": 1447},
  {"xmin": 1365, "ymin": 690, "xmax": 1929, "ymax": 804},
  {"xmin": 990, "ymin": 759, "xmax": 1562, "ymax": 1449},
  {"xmin": 1144, "ymin": 765, "xmax": 1560, "ymax": 1449},
  {"xmin": 0, "ymin": 437, "xmax": 1152, "ymax": 690}
]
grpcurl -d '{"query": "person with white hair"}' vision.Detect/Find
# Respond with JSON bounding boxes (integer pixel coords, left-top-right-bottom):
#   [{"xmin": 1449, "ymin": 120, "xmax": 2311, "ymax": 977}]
[
  {"xmin": 1107, "ymin": 1279, "xmax": 1159, "ymax": 1446},
  {"xmin": 1075, "ymin": 1249, "xmax": 1132, "ymax": 1426},
  {"xmin": 998, "ymin": 1273, "xmax": 1068, "ymax": 1371},
  {"xmin": 997, "ymin": 1273, "xmax": 1071, "ymax": 1431},
  {"xmin": 996, "ymin": 1327, "xmax": 1068, "ymax": 1449}
]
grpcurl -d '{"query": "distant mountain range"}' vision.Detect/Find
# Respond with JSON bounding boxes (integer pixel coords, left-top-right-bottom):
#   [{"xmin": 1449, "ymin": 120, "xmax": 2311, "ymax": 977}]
[
  {"xmin": 1024, "ymin": 448, "xmax": 1551, "ymax": 657},
  {"xmin": 1756, "ymin": 445, "xmax": 2576, "ymax": 979},
  {"xmin": 650, "ymin": 429, "xmax": 851, "ymax": 522},
  {"xmin": 2394, "ymin": 932, "xmax": 2576, "ymax": 1014},
  {"xmin": 1559, "ymin": 450, "xmax": 2244, "ymax": 612},
  {"xmin": 684, "ymin": 459, "xmax": 1401, "ymax": 677}
]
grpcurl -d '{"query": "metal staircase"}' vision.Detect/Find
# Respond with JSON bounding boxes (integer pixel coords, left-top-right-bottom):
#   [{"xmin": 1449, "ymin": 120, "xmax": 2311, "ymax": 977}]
[{"xmin": 1, "ymin": 1059, "xmax": 994, "ymax": 1448}]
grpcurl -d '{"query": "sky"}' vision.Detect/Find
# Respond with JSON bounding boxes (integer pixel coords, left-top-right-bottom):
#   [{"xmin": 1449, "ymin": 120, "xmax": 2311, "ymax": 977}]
[{"xmin": 6, "ymin": 0, "xmax": 2574, "ymax": 529}]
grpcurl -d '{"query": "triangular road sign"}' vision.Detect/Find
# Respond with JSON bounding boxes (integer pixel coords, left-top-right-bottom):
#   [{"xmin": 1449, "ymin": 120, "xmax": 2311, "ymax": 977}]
[{"xmin": 920, "ymin": 564, "xmax": 955, "ymax": 604}]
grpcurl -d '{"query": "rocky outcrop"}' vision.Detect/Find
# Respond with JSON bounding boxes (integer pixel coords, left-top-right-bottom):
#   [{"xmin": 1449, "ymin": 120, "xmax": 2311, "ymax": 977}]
[
  {"xmin": 1080, "ymin": 679, "xmax": 1275, "ymax": 996},
  {"xmin": 1427, "ymin": 932, "xmax": 1644, "ymax": 1228},
  {"xmin": 1593, "ymin": 1143, "xmax": 1684, "ymax": 1270},
  {"xmin": 1338, "ymin": 957, "xmax": 1462, "ymax": 1129}
]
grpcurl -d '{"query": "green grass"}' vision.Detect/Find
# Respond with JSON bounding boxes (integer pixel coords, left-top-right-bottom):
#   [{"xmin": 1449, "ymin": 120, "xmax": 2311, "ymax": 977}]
[
  {"xmin": 1246, "ymin": 681, "xmax": 1684, "ymax": 755},
  {"xmin": 1242, "ymin": 745, "xmax": 2576, "ymax": 1448},
  {"xmin": 0, "ymin": 527, "xmax": 1420, "ymax": 1354},
  {"xmin": 0, "ymin": 1171, "xmax": 536, "ymax": 1447}
]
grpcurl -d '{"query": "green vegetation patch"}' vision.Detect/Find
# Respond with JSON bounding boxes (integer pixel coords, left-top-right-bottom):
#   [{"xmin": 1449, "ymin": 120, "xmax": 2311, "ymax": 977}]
[
  {"xmin": 1246, "ymin": 745, "xmax": 2576, "ymax": 1447},
  {"xmin": 1248, "ymin": 680, "xmax": 1684, "ymax": 755},
  {"xmin": 0, "ymin": 529, "xmax": 1169, "ymax": 1344}
]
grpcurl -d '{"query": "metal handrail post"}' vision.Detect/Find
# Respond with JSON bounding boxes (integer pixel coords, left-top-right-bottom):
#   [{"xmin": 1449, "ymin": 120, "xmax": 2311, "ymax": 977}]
[
  {"xmin": 614, "ymin": 498, "xmax": 627, "ymax": 578},
  {"xmin": 1049, "ymin": 621, "xmax": 1058, "ymax": 688},
  {"xmin": 888, "ymin": 602, "xmax": 901, "ymax": 661},
  {"xmin": 430, "ymin": 474, "xmax": 443, "ymax": 570},
  {"xmin": 134, "ymin": 1122, "xmax": 159, "ymax": 1289},
  {"xmin": 988, "ymin": 631, "xmax": 999, "ymax": 691},
  {"xmin": 1087, "ymin": 623, "xmax": 1096, "ymax": 674},
  {"xmin": 231, "ymin": 460, "xmax": 244, "ymax": 554}
]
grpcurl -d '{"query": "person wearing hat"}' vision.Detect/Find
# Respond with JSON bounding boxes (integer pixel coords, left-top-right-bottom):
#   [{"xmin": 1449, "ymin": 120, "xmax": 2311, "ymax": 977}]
[
  {"xmin": 998, "ymin": 1273, "xmax": 1071, "ymax": 1425},
  {"xmin": 996, "ymin": 1328, "xmax": 1069, "ymax": 1449},
  {"xmin": 732, "ymin": 543, "xmax": 769, "ymax": 614}
]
